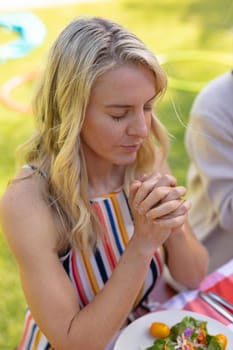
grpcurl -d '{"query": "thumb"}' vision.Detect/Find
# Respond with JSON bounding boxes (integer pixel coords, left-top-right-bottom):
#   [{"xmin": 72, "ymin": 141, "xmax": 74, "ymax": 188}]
[
  {"xmin": 130, "ymin": 180, "xmax": 142, "ymax": 193},
  {"xmin": 129, "ymin": 180, "xmax": 142, "ymax": 207}
]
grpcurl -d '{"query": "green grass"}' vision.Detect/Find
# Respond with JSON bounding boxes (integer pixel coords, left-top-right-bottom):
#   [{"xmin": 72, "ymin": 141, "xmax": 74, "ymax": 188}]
[{"xmin": 0, "ymin": 0, "xmax": 232, "ymax": 348}]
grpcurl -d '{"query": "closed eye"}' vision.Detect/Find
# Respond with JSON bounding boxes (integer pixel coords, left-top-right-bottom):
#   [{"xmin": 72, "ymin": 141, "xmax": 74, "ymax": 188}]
[
  {"xmin": 110, "ymin": 106, "xmax": 152, "ymax": 121},
  {"xmin": 110, "ymin": 114, "xmax": 127, "ymax": 121}
]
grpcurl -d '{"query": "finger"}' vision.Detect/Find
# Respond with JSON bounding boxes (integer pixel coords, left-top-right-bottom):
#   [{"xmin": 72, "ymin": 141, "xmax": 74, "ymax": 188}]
[
  {"xmin": 138, "ymin": 173, "xmax": 150, "ymax": 182},
  {"xmin": 145, "ymin": 198, "xmax": 188, "ymax": 219},
  {"xmin": 137, "ymin": 186, "xmax": 171, "ymax": 214},
  {"xmin": 133, "ymin": 174, "xmax": 162, "ymax": 207},
  {"xmin": 161, "ymin": 186, "xmax": 186, "ymax": 202},
  {"xmin": 140, "ymin": 173, "xmax": 176, "ymax": 187},
  {"xmin": 154, "ymin": 213, "xmax": 188, "ymax": 229},
  {"xmin": 162, "ymin": 200, "xmax": 192, "ymax": 218},
  {"xmin": 148, "ymin": 200, "xmax": 191, "ymax": 220},
  {"xmin": 130, "ymin": 180, "xmax": 142, "ymax": 192},
  {"xmin": 154, "ymin": 174, "xmax": 177, "ymax": 188},
  {"xmin": 138, "ymin": 186, "xmax": 187, "ymax": 214},
  {"xmin": 129, "ymin": 180, "xmax": 142, "ymax": 208}
]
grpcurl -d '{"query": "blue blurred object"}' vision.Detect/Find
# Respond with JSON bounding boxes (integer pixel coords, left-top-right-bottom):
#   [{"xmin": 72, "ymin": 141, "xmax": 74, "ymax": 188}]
[{"xmin": 0, "ymin": 12, "xmax": 46, "ymax": 62}]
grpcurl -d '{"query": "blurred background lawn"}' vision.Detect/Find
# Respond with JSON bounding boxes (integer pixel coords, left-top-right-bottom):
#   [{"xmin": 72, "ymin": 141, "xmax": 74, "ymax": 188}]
[{"xmin": 0, "ymin": 0, "xmax": 232, "ymax": 348}]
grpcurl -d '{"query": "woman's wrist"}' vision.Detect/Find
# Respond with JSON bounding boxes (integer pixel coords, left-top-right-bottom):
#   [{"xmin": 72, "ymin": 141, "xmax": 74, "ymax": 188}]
[{"xmin": 127, "ymin": 234, "xmax": 156, "ymax": 263}]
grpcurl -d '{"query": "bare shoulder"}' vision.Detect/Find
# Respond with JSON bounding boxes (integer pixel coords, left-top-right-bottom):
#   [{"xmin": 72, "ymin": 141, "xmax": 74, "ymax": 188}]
[
  {"xmin": 0, "ymin": 167, "xmax": 58, "ymax": 263},
  {"xmin": 0, "ymin": 167, "xmax": 46, "ymax": 220}
]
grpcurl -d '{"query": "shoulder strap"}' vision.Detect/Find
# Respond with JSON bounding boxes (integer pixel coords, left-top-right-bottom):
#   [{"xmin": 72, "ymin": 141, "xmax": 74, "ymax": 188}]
[{"xmin": 22, "ymin": 164, "xmax": 47, "ymax": 179}]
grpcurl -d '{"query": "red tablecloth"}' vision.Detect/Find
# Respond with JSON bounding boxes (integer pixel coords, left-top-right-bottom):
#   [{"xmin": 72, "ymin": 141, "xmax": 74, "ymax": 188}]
[
  {"xmin": 158, "ymin": 259, "xmax": 233, "ymax": 330},
  {"xmin": 107, "ymin": 259, "xmax": 233, "ymax": 350}
]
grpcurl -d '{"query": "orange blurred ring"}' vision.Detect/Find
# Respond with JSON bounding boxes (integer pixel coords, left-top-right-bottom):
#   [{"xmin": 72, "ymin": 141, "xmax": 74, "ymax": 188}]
[{"xmin": 0, "ymin": 70, "xmax": 41, "ymax": 113}]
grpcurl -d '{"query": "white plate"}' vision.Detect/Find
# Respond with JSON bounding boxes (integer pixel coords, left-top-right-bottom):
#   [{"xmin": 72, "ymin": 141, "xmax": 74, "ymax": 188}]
[{"xmin": 113, "ymin": 310, "xmax": 233, "ymax": 350}]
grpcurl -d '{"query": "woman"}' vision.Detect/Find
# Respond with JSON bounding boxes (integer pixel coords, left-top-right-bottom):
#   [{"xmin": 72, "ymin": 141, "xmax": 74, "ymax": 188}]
[{"xmin": 0, "ymin": 16, "xmax": 208, "ymax": 350}]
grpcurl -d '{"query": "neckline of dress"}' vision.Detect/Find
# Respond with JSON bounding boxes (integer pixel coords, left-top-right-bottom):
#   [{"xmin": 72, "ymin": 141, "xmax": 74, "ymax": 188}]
[{"xmin": 90, "ymin": 187, "xmax": 124, "ymax": 202}]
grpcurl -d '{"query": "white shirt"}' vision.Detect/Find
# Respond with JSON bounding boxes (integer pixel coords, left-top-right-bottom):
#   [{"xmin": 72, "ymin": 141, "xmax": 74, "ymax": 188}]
[{"xmin": 185, "ymin": 71, "xmax": 233, "ymax": 240}]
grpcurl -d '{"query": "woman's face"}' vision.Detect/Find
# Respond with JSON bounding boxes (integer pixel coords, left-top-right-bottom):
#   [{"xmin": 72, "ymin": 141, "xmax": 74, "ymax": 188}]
[{"xmin": 81, "ymin": 64, "xmax": 156, "ymax": 167}]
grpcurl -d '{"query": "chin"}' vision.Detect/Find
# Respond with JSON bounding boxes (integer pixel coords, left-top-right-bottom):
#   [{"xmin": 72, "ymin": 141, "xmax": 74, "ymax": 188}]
[{"xmin": 115, "ymin": 155, "xmax": 137, "ymax": 166}]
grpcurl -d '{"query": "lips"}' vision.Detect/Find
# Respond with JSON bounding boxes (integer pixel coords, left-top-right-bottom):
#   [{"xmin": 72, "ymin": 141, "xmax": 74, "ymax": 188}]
[{"xmin": 121, "ymin": 143, "xmax": 141, "ymax": 151}]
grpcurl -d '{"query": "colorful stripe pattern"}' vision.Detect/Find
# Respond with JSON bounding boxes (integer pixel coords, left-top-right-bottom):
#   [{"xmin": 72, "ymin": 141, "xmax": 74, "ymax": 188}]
[
  {"xmin": 18, "ymin": 190, "xmax": 164, "ymax": 349},
  {"xmin": 18, "ymin": 309, "xmax": 53, "ymax": 350}
]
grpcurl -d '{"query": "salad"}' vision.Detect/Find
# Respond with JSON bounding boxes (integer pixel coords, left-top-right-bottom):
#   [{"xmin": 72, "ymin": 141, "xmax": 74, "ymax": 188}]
[{"xmin": 146, "ymin": 316, "xmax": 227, "ymax": 350}]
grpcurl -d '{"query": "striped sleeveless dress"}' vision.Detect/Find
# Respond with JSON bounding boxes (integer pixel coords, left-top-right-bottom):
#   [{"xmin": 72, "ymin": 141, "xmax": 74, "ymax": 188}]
[{"xmin": 18, "ymin": 171, "xmax": 164, "ymax": 350}]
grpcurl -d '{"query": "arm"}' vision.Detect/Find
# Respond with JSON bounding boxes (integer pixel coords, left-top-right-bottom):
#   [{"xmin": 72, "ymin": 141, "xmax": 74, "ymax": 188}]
[
  {"xmin": 0, "ymin": 169, "xmax": 193, "ymax": 350},
  {"xmin": 163, "ymin": 221, "xmax": 208, "ymax": 289},
  {"xmin": 186, "ymin": 111, "xmax": 233, "ymax": 231},
  {"xmin": 154, "ymin": 154, "xmax": 209, "ymax": 288}
]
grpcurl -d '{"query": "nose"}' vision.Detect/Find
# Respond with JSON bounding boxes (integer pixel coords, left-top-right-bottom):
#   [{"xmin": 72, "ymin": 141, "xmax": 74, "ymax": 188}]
[{"xmin": 127, "ymin": 110, "xmax": 149, "ymax": 138}]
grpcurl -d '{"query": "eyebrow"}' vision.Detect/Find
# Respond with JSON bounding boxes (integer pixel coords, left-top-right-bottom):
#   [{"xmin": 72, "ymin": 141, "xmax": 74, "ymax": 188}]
[{"xmin": 105, "ymin": 94, "xmax": 157, "ymax": 108}]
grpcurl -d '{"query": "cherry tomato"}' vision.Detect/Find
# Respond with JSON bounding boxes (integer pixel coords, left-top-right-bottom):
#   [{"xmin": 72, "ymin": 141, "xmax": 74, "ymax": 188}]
[
  {"xmin": 215, "ymin": 334, "xmax": 227, "ymax": 350},
  {"xmin": 149, "ymin": 322, "xmax": 170, "ymax": 338}
]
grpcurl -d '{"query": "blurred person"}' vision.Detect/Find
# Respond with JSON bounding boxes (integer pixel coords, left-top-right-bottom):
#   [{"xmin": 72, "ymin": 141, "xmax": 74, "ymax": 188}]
[
  {"xmin": 185, "ymin": 70, "xmax": 233, "ymax": 273},
  {"xmin": 0, "ymin": 16, "xmax": 208, "ymax": 350}
]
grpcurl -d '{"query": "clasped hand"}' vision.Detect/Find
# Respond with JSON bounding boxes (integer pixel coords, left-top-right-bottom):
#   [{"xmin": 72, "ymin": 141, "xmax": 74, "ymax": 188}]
[{"xmin": 129, "ymin": 173, "xmax": 191, "ymax": 249}]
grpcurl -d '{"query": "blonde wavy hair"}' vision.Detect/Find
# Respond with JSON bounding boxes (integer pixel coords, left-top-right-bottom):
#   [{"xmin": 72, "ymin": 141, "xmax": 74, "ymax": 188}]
[{"xmin": 17, "ymin": 16, "xmax": 169, "ymax": 253}]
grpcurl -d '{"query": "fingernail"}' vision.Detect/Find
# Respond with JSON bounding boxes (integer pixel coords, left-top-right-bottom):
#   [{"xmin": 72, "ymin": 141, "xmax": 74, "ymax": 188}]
[{"xmin": 139, "ymin": 174, "xmax": 147, "ymax": 182}]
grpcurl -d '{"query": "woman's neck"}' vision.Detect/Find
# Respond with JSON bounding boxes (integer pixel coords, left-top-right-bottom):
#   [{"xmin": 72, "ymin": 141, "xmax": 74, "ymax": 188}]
[{"xmin": 87, "ymin": 163, "xmax": 125, "ymax": 198}]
